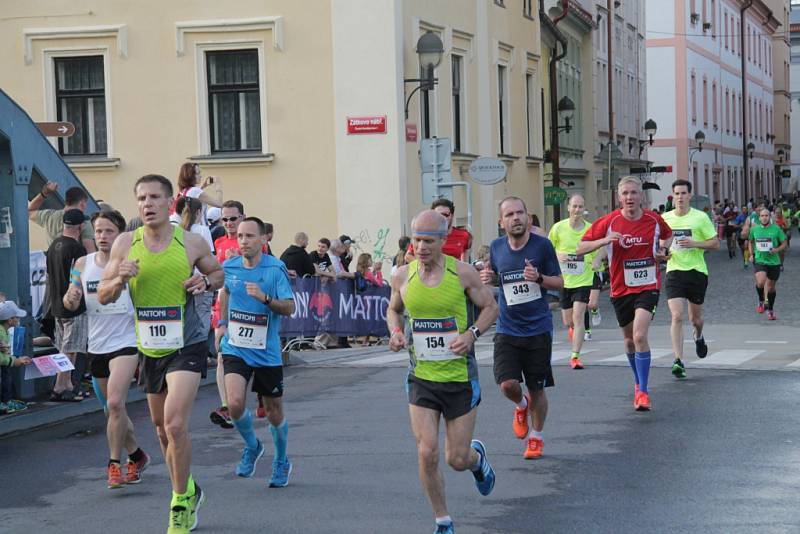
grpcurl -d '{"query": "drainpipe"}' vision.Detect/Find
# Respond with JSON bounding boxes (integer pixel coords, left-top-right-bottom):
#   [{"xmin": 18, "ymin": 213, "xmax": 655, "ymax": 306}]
[
  {"xmin": 741, "ymin": 0, "xmax": 753, "ymax": 203},
  {"xmin": 540, "ymin": 0, "xmax": 569, "ymax": 221}
]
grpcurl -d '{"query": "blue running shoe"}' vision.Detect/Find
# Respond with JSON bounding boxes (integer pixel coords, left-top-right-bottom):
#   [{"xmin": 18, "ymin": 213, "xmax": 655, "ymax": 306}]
[
  {"xmin": 435, "ymin": 521, "xmax": 455, "ymax": 534},
  {"xmin": 470, "ymin": 440, "xmax": 495, "ymax": 496},
  {"xmin": 235, "ymin": 440, "xmax": 265, "ymax": 478},
  {"xmin": 269, "ymin": 458, "xmax": 293, "ymax": 488}
]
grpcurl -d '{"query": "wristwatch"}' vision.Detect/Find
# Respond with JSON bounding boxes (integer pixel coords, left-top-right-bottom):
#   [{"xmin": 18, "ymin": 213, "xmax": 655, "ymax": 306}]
[
  {"xmin": 469, "ymin": 325, "xmax": 481, "ymax": 340},
  {"xmin": 263, "ymin": 294, "xmax": 273, "ymax": 306},
  {"xmin": 202, "ymin": 275, "xmax": 211, "ymax": 290},
  {"xmin": 535, "ymin": 274, "xmax": 544, "ymax": 285}
]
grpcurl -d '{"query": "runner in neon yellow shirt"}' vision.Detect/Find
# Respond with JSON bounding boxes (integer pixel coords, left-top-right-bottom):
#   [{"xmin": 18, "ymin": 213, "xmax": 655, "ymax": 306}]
[
  {"xmin": 548, "ymin": 194, "xmax": 596, "ymax": 370},
  {"xmin": 661, "ymin": 179, "xmax": 719, "ymax": 379}
]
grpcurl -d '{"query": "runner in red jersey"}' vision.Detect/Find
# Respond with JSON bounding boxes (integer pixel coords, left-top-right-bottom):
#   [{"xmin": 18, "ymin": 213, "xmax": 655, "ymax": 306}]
[
  {"xmin": 406, "ymin": 198, "xmax": 472, "ymax": 262},
  {"xmin": 577, "ymin": 176, "xmax": 672, "ymax": 412}
]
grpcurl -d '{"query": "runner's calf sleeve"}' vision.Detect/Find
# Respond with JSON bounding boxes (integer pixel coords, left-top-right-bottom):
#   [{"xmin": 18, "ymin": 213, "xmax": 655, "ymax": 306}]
[
  {"xmin": 584, "ymin": 310, "xmax": 590, "ymax": 330},
  {"xmin": 269, "ymin": 420, "xmax": 289, "ymax": 462},
  {"xmin": 755, "ymin": 285, "xmax": 764, "ymax": 302},
  {"xmin": 635, "ymin": 351, "xmax": 651, "ymax": 393},
  {"xmin": 234, "ymin": 409, "xmax": 259, "ymax": 450},
  {"xmin": 767, "ymin": 291, "xmax": 776, "ymax": 311}
]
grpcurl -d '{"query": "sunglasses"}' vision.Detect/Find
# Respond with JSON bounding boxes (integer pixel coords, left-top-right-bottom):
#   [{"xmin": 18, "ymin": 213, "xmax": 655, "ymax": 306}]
[{"xmin": 221, "ymin": 217, "xmax": 240, "ymax": 222}]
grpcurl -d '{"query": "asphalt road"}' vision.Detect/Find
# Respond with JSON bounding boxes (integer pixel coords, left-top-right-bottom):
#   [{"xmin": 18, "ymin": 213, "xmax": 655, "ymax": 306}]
[{"xmin": 1, "ymin": 247, "xmax": 798, "ymax": 534}]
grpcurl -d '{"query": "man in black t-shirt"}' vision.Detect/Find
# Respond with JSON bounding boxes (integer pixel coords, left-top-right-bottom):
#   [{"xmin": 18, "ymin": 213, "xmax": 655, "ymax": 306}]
[
  {"xmin": 309, "ymin": 238, "xmax": 335, "ymax": 279},
  {"xmin": 280, "ymin": 232, "xmax": 315, "ymax": 278},
  {"xmin": 45, "ymin": 209, "xmax": 88, "ymax": 401}
]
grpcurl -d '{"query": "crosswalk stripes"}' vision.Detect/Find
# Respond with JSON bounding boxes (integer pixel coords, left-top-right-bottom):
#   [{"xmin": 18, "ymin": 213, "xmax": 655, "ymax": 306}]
[
  {"xmin": 785, "ymin": 358, "xmax": 800, "ymax": 368},
  {"xmin": 552, "ymin": 349, "xmax": 596, "ymax": 362},
  {"xmin": 600, "ymin": 349, "xmax": 672, "ymax": 363},
  {"xmin": 690, "ymin": 349, "xmax": 764, "ymax": 366},
  {"xmin": 342, "ymin": 352, "xmax": 406, "ymax": 365}
]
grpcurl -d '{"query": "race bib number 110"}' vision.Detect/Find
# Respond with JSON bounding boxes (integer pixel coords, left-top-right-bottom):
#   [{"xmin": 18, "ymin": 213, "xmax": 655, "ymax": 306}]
[{"xmin": 136, "ymin": 306, "xmax": 184, "ymax": 349}]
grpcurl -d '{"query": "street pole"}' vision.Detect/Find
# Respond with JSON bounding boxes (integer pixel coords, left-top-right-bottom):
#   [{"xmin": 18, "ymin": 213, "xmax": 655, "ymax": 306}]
[
  {"xmin": 607, "ymin": 0, "xmax": 615, "ymax": 210},
  {"xmin": 740, "ymin": 1, "xmax": 752, "ymax": 204}
]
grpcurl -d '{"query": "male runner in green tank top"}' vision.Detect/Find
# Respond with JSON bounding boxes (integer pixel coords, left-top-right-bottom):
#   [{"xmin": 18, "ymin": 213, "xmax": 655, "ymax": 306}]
[
  {"xmin": 387, "ymin": 210, "xmax": 498, "ymax": 534},
  {"xmin": 99, "ymin": 174, "xmax": 222, "ymax": 534}
]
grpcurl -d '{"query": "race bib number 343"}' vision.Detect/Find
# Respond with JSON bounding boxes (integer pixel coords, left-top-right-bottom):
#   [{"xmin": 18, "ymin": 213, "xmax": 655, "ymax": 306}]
[
  {"xmin": 623, "ymin": 258, "xmax": 656, "ymax": 287},
  {"xmin": 136, "ymin": 306, "xmax": 184, "ymax": 350},
  {"xmin": 229, "ymin": 309, "xmax": 269, "ymax": 349},
  {"xmin": 501, "ymin": 270, "xmax": 541, "ymax": 305},
  {"xmin": 411, "ymin": 317, "xmax": 461, "ymax": 361}
]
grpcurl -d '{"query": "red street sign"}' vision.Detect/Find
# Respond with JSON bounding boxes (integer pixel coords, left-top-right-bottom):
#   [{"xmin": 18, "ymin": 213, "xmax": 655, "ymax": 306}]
[
  {"xmin": 347, "ymin": 116, "xmax": 387, "ymax": 135},
  {"xmin": 36, "ymin": 122, "xmax": 75, "ymax": 137},
  {"xmin": 405, "ymin": 121, "xmax": 418, "ymax": 142}
]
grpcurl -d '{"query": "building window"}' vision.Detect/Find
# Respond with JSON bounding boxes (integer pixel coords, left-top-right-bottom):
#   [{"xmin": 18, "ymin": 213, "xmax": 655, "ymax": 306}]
[
  {"xmin": 712, "ymin": 82, "xmax": 717, "ymax": 128},
  {"xmin": 54, "ymin": 56, "xmax": 107, "ymax": 156},
  {"xmin": 498, "ymin": 65, "xmax": 509, "ymax": 154},
  {"xmin": 526, "ymin": 72, "xmax": 535, "ymax": 156},
  {"xmin": 691, "ymin": 72, "xmax": 697, "ymax": 123},
  {"xmin": 711, "ymin": 0, "xmax": 716, "ymax": 37},
  {"xmin": 494, "ymin": 0, "xmax": 505, "ymax": 6},
  {"xmin": 452, "ymin": 55, "xmax": 464, "ymax": 152},
  {"xmin": 523, "ymin": 0, "xmax": 533, "ymax": 17},
  {"xmin": 693, "ymin": 162, "xmax": 699, "ymax": 193},
  {"xmin": 725, "ymin": 88, "xmax": 730, "ymax": 134},
  {"xmin": 702, "ymin": 78, "xmax": 708, "ymax": 127},
  {"xmin": 724, "ymin": 12, "xmax": 728, "ymax": 49},
  {"xmin": 206, "ymin": 49, "xmax": 261, "ymax": 152}
]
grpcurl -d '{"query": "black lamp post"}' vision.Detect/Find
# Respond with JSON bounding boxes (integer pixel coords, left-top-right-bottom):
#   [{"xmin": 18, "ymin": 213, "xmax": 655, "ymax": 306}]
[
  {"xmin": 404, "ymin": 32, "xmax": 444, "ymax": 119},
  {"xmin": 637, "ymin": 118, "xmax": 658, "ymax": 156},
  {"xmin": 550, "ymin": 95, "xmax": 575, "ymax": 221}
]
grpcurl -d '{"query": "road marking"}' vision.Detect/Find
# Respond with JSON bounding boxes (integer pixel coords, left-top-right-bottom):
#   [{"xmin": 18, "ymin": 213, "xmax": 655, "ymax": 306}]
[
  {"xmin": 600, "ymin": 349, "xmax": 672, "ymax": 363},
  {"xmin": 552, "ymin": 349, "xmax": 596, "ymax": 362},
  {"xmin": 786, "ymin": 358, "xmax": 800, "ymax": 368},
  {"xmin": 744, "ymin": 340, "xmax": 788, "ymax": 345},
  {"xmin": 344, "ymin": 352, "xmax": 407, "ymax": 365},
  {"xmin": 691, "ymin": 350, "xmax": 764, "ymax": 366},
  {"xmin": 684, "ymin": 339, "xmax": 715, "ymax": 344}
]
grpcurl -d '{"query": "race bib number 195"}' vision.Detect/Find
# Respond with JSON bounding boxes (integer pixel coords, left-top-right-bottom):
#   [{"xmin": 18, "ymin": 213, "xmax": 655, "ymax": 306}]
[{"xmin": 560, "ymin": 254, "xmax": 585, "ymax": 275}]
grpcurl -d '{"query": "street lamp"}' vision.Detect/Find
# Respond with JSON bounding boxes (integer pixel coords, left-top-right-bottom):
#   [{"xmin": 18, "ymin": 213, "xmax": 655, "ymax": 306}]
[
  {"xmin": 747, "ymin": 142, "xmax": 755, "ymax": 159},
  {"xmin": 637, "ymin": 118, "xmax": 658, "ymax": 156},
  {"xmin": 554, "ymin": 96, "xmax": 575, "ymax": 133},
  {"xmin": 777, "ymin": 148, "xmax": 785, "ymax": 164},
  {"xmin": 689, "ymin": 130, "xmax": 705, "ymax": 166},
  {"xmin": 404, "ymin": 32, "xmax": 444, "ymax": 119}
]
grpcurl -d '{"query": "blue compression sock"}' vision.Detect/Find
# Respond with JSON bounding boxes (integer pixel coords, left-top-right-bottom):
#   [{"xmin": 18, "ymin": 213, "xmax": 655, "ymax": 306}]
[
  {"xmin": 626, "ymin": 353, "xmax": 639, "ymax": 385},
  {"xmin": 91, "ymin": 377, "xmax": 108, "ymax": 412},
  {"xmin": 635, "ymin": 351, "xmax": 652, "ymax": 393},
  {"xmin": 269, "ymin": 420, "xmax": 289, "ymax": 462},
  {"xmin": 233, "ymin": 409, "xmax": 259, "ymax": 450}
]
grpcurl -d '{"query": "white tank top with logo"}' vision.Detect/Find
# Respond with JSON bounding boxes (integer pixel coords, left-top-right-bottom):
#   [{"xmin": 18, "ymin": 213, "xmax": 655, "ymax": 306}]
[{"xmin": 81, "ymin": 252, "xmax": 138, "ymax": 354}]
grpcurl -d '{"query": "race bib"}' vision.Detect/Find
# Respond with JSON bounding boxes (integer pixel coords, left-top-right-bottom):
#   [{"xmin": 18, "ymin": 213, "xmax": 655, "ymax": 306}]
[
  {"xmin": 670, "ymin": 229, "xmax": 692, "ymax": 251},
  {"xmin": 85, "ymin": 280, "xmax": 130, "ymax": 316},
  {"xmin": 501, "ymin": 270, "xmax": 541, "ymax": 305},
  {"xmin": 136, "ymin": 306, "xmax": 184, "ymax": 349},
  {"xmin": 560, "ymin": 254, "xmax": 585, "ymax": 275},
  {"xmin": 623, "ymin": 259, "xmax": 656, "ymax": 287},
  {"xmin": 755, "ymin": 238, "xmax": 772, "ymax": 252},
  {"xmin": 411, "ymin": 317, "xmax": 461, "ymax": 361},
  {"xmin": 229, "ymin": 309, "xmax": 269, "ymax": 349}
]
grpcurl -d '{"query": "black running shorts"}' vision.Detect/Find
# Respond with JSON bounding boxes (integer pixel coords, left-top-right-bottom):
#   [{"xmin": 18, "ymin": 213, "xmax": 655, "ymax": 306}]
[
  {"xmin": 138, "ymin": 342, "xmax": 208, "ymax": 394},
  {"xmin": 610, "ymin": 290, "xmax": 660, "ymax": 327},
  {"xmin": 754, "ymin": 263, "xmax": 781, "ymax": 281},
  {"xmin": 665, "ymin": 270, "xmax": 708, "ymax": 305},
  {"xmin": 559, "ymin": 286, "xmax": 592, "ymax": 309},
  {"xmin": 406, "ymin": 375, "xmax": 479, "ymax": 421},
  {"xmin": 493, "ymin": 332, "xmax": 554, "ymax": 391},
  {"xmin": 89, "ymin": 347, "xmax": 138, "ymax": 379},
  {"xmin": 222, "ymin": 355, "xmax": 284, "ymax": 397}
]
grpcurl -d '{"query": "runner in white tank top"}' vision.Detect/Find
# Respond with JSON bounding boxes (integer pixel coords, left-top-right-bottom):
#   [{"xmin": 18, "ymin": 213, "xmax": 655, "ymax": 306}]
[{"xmin": 63, "ymin": 211, "xmax": 151, "ymax": 490}]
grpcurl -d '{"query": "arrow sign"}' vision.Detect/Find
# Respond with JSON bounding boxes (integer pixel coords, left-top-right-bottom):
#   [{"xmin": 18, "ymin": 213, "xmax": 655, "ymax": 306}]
[{"xmin": 35, "ymin": 121, "xmax": 75, "ymax": 138}]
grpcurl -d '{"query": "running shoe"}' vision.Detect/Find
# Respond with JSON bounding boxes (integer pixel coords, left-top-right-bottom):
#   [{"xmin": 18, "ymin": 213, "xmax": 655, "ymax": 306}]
[
  {"xmin": 188, "ymin": 484, "xmax": 204, "ymax": 531},
  {"xmin": 633, "ymin": 384, "xmax": 640, "ymax": 408},
  {"xmin": 107, "ymin": 462, "xmax": 124, "ymax": 489},
  {"xmin": 695, "ymin": 338, "xmax": 708, "ymax": 359},
  {"xmin": 570, "ymin": 357, "xmax": 584, "ymax": 370},
  {"xmin": 269, "ymin": 458, "xmax": 293, "ymax": 488},
  {"xmin": 236, "ymin": 440, "xmax": 265, "ymax": 478},
  {"xmin": 768, "ymin": 311, "xmax": 776, "ymax": 321},
  {"xmin": 671, "ymin": 359, "xmax": 687, "ymax": 379},
  {"xmin": 584, "ymin": 330, "xmax": 592, "ymax": 341},
  {"xmin": 256, "ymin": 395, "xmax": 266, "ymax": 419},
  {"xmin": 591, "ymin": 308, "xmax": 601, "ymax": 326},
  {"xmin": 7, "ymin": 399, "xmax": 28, "ymax": 412},
  {"xmin": 124, "ymin": 451, "xmax": 151, "ymax": 484},
  {"xmin": 567, "ymin": 327, "xmax": 574, "ymax": 342},
  {"xmin": 168, "ymin": 505, "xmax": 191, "ymax": 534},
  {"xmin": 523, "ymin": 436, "xmax": 544, "ymax": 459},
  {"xmin": 512, "ymin": 396, "xmax": 529, "ymax": 439},
  {"xmin": 209, "ymin": 406, "xmax": 234, "ymax": 429},
  {"xmin": 470, "ymin": 440, "xmax": 495, "ymax": 496},
  {"xmin": 757, "ymin": 302, "xmax": 765, "ymax": 314},
  {"xmin": 635, "ymin": 391, "xmax": 651, "ymax": 411},
  {"xmin": 435, "ymin": 522, "xmax": 455, "ymax": 534}
]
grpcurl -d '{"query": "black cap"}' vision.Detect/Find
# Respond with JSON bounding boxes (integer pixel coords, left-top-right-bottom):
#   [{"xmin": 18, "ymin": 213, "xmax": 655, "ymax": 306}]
[
  {"xmin": 339, "ymin": 234, "xmax": 352, "ymax": 245},
  {"xmin": 63, "ymin": 209, "xmax": 85, "ymax": 226}
]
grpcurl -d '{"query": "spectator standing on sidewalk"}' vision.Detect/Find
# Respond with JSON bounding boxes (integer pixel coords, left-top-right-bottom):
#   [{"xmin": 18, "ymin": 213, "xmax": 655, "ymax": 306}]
[
  {"xmin": 309, "ymin": 238, "xmax": 335, "ymax": 280},
  {"xmin": 280, "ymin": 233, "xmax": 315, "ymax": 278},
  {"xmin": 46, "ymin": 209, "xmax": 88, "ymax": 402},
  {"xmin": 28, "ymin": 182, "xmax": 96, "ymax": 252},
  {"xmin": 0, "ymin": 300, "xmax": 32, "ymax": 415}
]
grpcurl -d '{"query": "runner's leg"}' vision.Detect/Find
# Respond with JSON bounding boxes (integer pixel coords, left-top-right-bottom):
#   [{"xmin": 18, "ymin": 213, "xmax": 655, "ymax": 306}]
[
  {"xmin": 667, "ymin": 298, "xmax": 686, "ymax": 361},
  {"xmin": 409, "ymin": 405, "xmax": 447, "ymax": 518},
  {"xmin": 632, "ymin": 308, "xmax": 654, "ymax": 393},
  {"xmin": 147, "ymin": 392, "xmax": 168, "ymax": 460},
  {"xmin": 620, "ymin": 322, "xmax": 638, "ymax": 385},
  {"xmin": 162, "ymin": 371, "xmax": 201, "ymax": 495},
  {"xmin": 571, "ymin": 301, "xmax": 587, "ymax": 355},
  {"xmin": 106, "ymin": 355, "xmax": 139, "ymax": 462},
  {"xmin": 443, "ymin": 408, "xmax": 479, "ymax": 473},
  {"xmin": 528, "ymin": 388, "xmax": 548, "ymax": 433},
  {"xmin": 688, "ymin": 302, "xmax": 704, "ymax": 340},
  {"xmin": 264, "ymin": 396, "xmax": 288, "ymax": 462},
  {"xmin": 216, "ymin": 355, "xmax": 227, "ymax": 406}
]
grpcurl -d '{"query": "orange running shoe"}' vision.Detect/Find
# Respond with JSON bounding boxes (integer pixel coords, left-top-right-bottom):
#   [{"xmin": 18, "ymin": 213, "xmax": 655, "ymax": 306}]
[
  {"xmin": 107, "ymin": 462, "xmax": 124, "ymax": 489},
  {"xmin": 633, "ymin": 384, "xmax": 640, "ymax": 408},
  {"xmin": 567, "ymin": 327, "xmax": 574, "ymax": 342},
  {"xmin": 523, "ymin": 436, "xmax": 543, "ymax": 459},
  {"xmin": 635, "ymin": 391, "xmax": 651, "ymax": 411},
  {"xmin": 756, "ymin": 303, "xmax": 765, "ymax": 314},
  {"xmin": 570, "ymin": 357, "xmax": 584, "ymax": 370},
  {"xmin": 512, "ymin": 396, "xmax": 529, "ymax": 439}
]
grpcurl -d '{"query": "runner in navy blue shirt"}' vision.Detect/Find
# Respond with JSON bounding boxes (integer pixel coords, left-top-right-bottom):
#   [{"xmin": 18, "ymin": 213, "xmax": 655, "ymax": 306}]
[{"xmin": 480, "ymin": 196, "xmax": 563, "ymax": 460}]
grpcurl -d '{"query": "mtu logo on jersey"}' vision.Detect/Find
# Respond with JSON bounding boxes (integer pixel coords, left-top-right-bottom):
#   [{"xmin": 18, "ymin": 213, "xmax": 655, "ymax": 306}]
[
  {"xmin": 619, "ymin": 235, "xmax": 649, "ymax": 248},
  {"xmin": 230, "ymin": 309, "xmax": 268, "ymax": 326},
  {"xmin": 412, "ymin": 317, "xmax": 457, "ymax": 333}
]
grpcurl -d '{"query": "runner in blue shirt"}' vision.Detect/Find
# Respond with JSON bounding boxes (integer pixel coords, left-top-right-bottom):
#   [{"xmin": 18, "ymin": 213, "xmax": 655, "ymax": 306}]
[{"xmin": 215, "ymin": 217, "xmax": 296, "ymax": 488}]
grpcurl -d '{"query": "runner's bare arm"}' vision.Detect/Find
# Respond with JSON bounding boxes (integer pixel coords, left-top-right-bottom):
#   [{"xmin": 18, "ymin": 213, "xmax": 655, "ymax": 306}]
[
  {"xmin": 62, "ymin": 256, "xmax": 85, "ymax": 311},
  {"xmin": 98, "ymin": 232, "xmax": 135, "ymax": 305},
  {"xmin": 386, "ymin": 265, "xmax": 408, "ymax": 351},
  {"xmin": 183, "ymin": 232, "xmax": 223, "ymax": 294},
  {"xmin": 458, "ymin": 262, "xmax": 498, "ymax": 335},
  {"xmin": 576, "ymin": 232, "xmax": 621, "ymax": 255},
  {"xmin": 215, "ymin": 286, "xmax": 229, "ymax": 353}
]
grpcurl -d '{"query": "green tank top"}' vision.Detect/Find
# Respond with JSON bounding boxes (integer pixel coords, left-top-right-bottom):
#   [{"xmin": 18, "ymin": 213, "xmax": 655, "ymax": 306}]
[
  {"xmin": 404, "ymin": 255, "xmax": 476, "ymax": 383},
  {"xmin": 128, "ymin": 226, "xmax": 191, "ymax": 357}
]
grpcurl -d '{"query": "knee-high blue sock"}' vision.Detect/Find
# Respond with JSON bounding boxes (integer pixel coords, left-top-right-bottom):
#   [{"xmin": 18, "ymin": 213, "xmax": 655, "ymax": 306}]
[
  {"xmin": 269, "ymin": 420, "xmax": 288, "ymax": 462},
  {"xmin": 233, "ymin": 409, "xmax": 259, "ymax": 450},
  {"xmin": 626, "ymin": 353, "xmax": 639, "ymax": 385},
  {"xmin": 635, "ymin": 351, "xmax": 651, "ymax": 393}
]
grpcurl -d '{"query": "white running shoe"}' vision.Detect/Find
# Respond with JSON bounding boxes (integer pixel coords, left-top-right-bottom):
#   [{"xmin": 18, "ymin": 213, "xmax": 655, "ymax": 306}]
[{"xmin": 591, "ymin": 309, "xmax": 601, "ymax": 327}]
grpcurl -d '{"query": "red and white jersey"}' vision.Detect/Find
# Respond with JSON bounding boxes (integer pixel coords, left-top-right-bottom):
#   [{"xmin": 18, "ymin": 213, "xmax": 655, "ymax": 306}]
[{"xmin": 582, "ymin": 209, "xmax": 672, "ymax": 298}]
